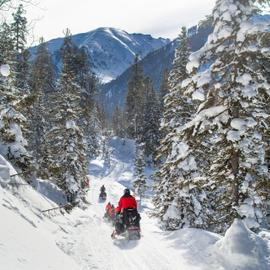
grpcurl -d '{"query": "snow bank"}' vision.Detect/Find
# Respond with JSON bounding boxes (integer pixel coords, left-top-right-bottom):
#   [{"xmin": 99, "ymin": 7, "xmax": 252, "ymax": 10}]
[
  {"xmin": 216, "ymin": 219, "xmax": 270, "ymax": 270},
  {"xmin": 0, "ymin": 205, "xmax": 80, "ymax": 270},
  {"xmin": 0, "ymin": 155, "xmax": 81, "ymax": 270},
  {"xmin": 33, "ymin": 178, "xmax": 67, "ymax": 205}
]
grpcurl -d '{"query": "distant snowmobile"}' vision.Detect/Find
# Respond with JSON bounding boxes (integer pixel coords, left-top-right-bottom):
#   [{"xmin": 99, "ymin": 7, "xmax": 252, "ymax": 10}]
[
  {"xmin": 99, "ymin": 185, "xmax": 107, "ymax": 202},
  {"xmin": 99, "ymin": 191, "xmax": 107, "ymax": 202},
  {"xmin": 104, "ymin": 202, "xmax": 116, "ymax": 223}
]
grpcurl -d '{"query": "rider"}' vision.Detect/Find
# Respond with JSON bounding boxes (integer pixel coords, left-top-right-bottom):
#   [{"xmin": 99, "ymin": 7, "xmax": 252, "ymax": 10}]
[
  {"xmin": 115, "ymin": 188, "xmax": 137, "ymax": 214},
  {"xmin": 100, "ymin": 185, "xmax": 106, "ymax": 194},
  {"xmin": 105, "ymin": 202, "xmax": 112, "ymax": 218},
  {"xmin": 111, "ymin": 188, "xmax": 138, "ymax": 238},
  {"xmin": 105, "ymin": 202, "xmax": 112, "ymax": 215}
]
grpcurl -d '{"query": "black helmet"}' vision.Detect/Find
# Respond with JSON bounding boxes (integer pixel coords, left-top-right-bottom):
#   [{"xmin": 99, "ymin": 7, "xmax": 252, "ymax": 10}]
[{"xmin": 124, "ymin": 188, "xmax": 130, "ymax": 196}]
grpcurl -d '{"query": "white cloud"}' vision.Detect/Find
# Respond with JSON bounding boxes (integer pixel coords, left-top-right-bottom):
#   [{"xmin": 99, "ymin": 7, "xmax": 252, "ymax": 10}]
[{"xmin": 26, "ymin": 0, "xmax": 216, "ymax": 43}]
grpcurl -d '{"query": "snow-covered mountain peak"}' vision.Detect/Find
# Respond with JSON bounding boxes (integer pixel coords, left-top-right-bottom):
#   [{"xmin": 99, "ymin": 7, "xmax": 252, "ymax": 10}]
[{"xmin": 29, "ymin": 27, "xmax": 170, "ymax": 83}]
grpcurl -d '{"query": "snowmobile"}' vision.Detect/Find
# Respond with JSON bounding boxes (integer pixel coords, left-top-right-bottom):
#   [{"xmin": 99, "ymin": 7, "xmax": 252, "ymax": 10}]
[
  {"xmin": 111, "ymin": 209, "xmax": 141, "ymax": 240},
  {"xmin": 104, "ymin": 206, "xmax": 116, "ymax": 223},
  {"xmin": 99, "ymin": 191, "xmax": 107, "ymax": 202},
  {"xmin": 125, "ymin": 208, "xmax": 141, "ymax": 240}
]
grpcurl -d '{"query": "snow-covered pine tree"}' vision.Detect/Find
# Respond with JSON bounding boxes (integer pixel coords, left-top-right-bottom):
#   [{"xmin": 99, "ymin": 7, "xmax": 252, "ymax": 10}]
[
  {"xmin": 159, "ymin": 69, "xmax": 169, "ymax": 112},
  {"xmin": 29, "ymin": 38, "xmax": 56, "ymax": 176},
  {"xmin": 153, "ymin": 26, "xmax": 205, "ymax": 230},
  {"xmin": 9, "ymin": 4, "xmax": 36, "ymax": 174},
  {"xmin": 133, "ymin": 143, "xmax": 147, "ymax": 202},
  {"xmin": 76, "ymin": 47, "xmax": 100, "ymax": 159},
  {"xmin": 0, "ymin": 23, "xmax": 14, "ymax": 65},
  {"xmin": 141, "ymin": 77, "xmax": 161, "ymax": 162},
  {"xmin": 125, "ymin": 55, "xmax": 145, "ymax": 139},
  {"xmin": 0, "ymin": 17, "xmax": 32, "ymax": 178},
  {"xmin": 10, "ymin": 4, "xmax": 30, "ymax": 93},
  {"xmin": 0, "ymin": 77, "xmax": 32, "ymax": 176},
  {"xmin": 180, "ymin": 0, "xmax": 270, "ymax": 232},
  {"xmin": 103, "ymin": 145, "xmax": 111, "ymax": 172},
  {"xmin": 101, "ymin": 133, "xmax": 111, "ymax": 175},
  {"xmin": 84, "ymin": 105, "xmax": 100, "ymax": 159},
  {"xmin": 96, "ymin": 102, "xmax": 108, "ymax": 135},
  {"xmin": 112, "ymin": 105, "xmax": 125, "ymax": 138},
  {"xmin": 44, "ymin": 29, "xmax": 87, "ymax": 204},
  {"xmin": 156, "ymin": 27, "xmax": 192, "ymax": 164}
]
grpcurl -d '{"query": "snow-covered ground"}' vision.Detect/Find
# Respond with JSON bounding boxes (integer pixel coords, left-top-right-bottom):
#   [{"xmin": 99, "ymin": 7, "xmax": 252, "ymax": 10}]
[
  {"xmin": 0, "ymin": 156, "xmax": 81, "ymax": 270},
  {"xmin": 0, "ymin": 137, "xmax": 270, "ymax": 269}
]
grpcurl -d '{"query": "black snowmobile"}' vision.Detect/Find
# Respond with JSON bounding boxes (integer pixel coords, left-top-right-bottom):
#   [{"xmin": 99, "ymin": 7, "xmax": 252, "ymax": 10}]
[
  {"xmin": 112, "ymin": 208, "xmax": 141, "ymax": 240},
  {"xmin": 99, "ymin": 191, "xmax": 107, "ymax": 202}
]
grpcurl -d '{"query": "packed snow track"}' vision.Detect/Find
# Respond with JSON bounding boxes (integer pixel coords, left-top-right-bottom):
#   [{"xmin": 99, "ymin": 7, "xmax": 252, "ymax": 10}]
[{"xmin": 58, "ymin": 177, "xmax": 200, "ymax": 270}]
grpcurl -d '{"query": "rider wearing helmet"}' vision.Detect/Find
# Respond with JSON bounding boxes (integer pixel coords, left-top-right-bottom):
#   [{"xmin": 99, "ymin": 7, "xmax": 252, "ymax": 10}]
[{"xmin": 115, "ymin": 188, "xmax": 137, "ymax": 214}]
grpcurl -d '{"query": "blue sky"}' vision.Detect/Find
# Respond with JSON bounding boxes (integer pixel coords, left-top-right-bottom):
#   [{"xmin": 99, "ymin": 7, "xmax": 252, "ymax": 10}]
[{"xmin": 26, "ymin": 0, "xmax": 216, "ymax": 43}]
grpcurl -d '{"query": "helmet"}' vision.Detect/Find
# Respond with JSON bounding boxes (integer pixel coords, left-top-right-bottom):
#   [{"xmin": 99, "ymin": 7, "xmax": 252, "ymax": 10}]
[{"xmin": 124, "ymin": 188, "xmax": 130, "ymax": 196}]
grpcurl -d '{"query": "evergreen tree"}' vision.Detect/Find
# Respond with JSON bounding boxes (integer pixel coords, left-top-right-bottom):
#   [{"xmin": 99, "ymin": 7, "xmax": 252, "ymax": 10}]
[
  {"xmin": 133, "ymin": 144, "xmax": 147, "ymax": 202},
  {"xmin": 88, "ymin": 105, "xmax": 101, "ymax": 158},
  {"xmin": 183, "ymin": 0, "xmax": 270, "ymax": 232},
  {"xmin": 78, "ymin": 48, "xmax": 99, "ymax": 159},
  {"xmin": 0, "ymin": 76, "xmax": 32, "ymax": 177},
  {"xmin": 0, "ymin": 22, "xmax": 14, "ymax": 65},
  {"xmin": 10, "ymin": 4, "xmax": 30, "ymax": 93},
  {"xmin": 141, "ymin": 77, "xmax": 161, "ymax": 162},
  {"xmin": 29, "ymin": 38, "xmax": 56, "ymax": 175},
  {"xmin": 157, "ymin": 27, "xmax": 192, "ymax": 163},
  {"xmin": 160, "ymin": 69, "xmax": 169, "ymax": 111},
  {"xmin": 97, "ymin": 101, "xmax": 108, "ymax": 135},
  {"xmin": 153, "ymin": 26, "xmax": 197, "ymax": 230},
  {"xmin": 125, "ymin": 55, "xmax": 145, "ymax": 139},
  {"xmin": 102, "ymin": 135, "xmax": 111, "ymax": 172},
  {"xmin": 44, "ymin": 29, "xmax": 87, "ymax": 204},
  {"xmin": 11, "ymin": 4, "xmax": 27, "ymax": 54},
  {"xmin": 0, "ymin": 8, "xmax": 32, "ymax": 179},
  {"xmin": 112, "ymin": 105, "xmax": 125, "ymax": 138},
  {"xmin": 155, "ymin": 0, "xmax": 270, "ymax": 232}
]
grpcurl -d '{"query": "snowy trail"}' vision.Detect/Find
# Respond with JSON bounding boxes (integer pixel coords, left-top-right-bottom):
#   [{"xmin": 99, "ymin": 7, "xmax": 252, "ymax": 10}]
[
  {"xmin": 60, "ymin": 177, "xmax": 200, "ymax": 270},
  {"xmin": 55, "ymin": 138, "xmax": 270, "ymax": 270},
  {"xmin": 54, "ymin": 138, "xmax": 200, "ymax": 269}
]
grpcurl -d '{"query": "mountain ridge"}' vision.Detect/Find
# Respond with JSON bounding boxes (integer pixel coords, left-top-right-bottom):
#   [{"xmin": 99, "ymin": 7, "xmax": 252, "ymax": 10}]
[{"xmin": 29, "ymin": 27, "xmax": 170, "ymax": 83}]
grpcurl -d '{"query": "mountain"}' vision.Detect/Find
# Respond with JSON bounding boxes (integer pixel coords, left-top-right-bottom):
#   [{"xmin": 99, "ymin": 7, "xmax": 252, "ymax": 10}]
[
  {"xmin": 29, "ymin": 27, "xmax": 170, "ymax": 83},
  {"xmin": 101, "ymin": 24, "xmax": 213, "ymax": 113}
]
